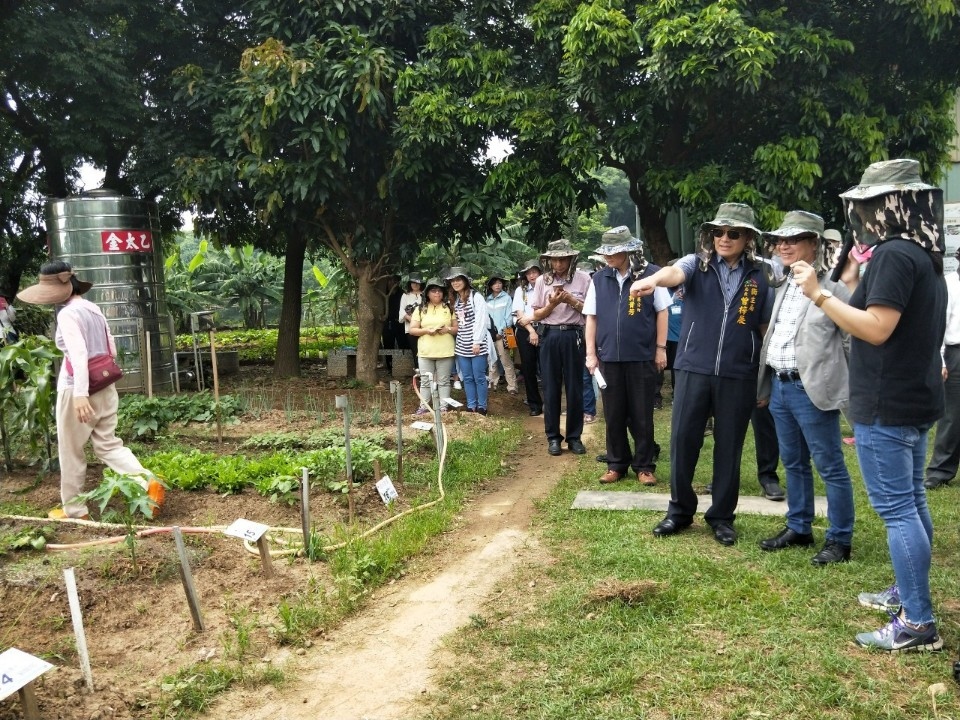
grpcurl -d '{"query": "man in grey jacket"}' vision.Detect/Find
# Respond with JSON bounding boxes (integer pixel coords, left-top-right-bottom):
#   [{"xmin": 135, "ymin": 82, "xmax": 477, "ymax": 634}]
[{"xmin": 757, "ymin": 211, "xmax": 855, "ymax": 565}]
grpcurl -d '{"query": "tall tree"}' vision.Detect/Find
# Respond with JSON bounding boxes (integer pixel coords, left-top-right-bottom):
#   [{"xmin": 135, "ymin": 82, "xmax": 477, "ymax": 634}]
[
  {"xmin": 0, "ymin": 0, "xmax": 248, "ymax": 293},
  {"xmin": 402, "ymin": 0, "xmax": 960, "ymax": 265},
  {"xmin": 176, "ymin": 0, "xmax": 506, "ymax": 382}
]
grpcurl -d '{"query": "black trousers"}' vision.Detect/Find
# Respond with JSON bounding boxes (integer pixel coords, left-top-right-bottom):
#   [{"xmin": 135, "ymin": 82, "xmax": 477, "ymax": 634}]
[
  {"xmin": 515, "ymin": 325, "xmax": 542, "ymax": 413},
  {"xmin": 667, "ymin": 370, "xmax": 756, "ymax": 526},
  {"xmin": 927, "ymin": 345, "xmax": 960, "ymax": 482},
  {"xmin": 539, "ymin": 326, "xmax": 585, "ymax": 443},
  {"xmin": 751, "ymin": 403, "xmax": 780, "ymax": 484},
  {"xmin": 601, "ymin": 360, "xmax": 657, "ymax": 473}
]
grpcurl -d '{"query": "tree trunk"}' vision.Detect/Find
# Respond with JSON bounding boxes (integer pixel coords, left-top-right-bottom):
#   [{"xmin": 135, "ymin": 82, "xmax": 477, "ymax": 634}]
[
  {"xmin": 354, "ymin": 261, "xmax": 384, "ymax": 386},
  {"xmin": 274, "ymin": 230, "xmax": 308, "ymax": 378},
  {"xmin": 634, "ymin": 189, "xmax": 673, "ymax": 267}
]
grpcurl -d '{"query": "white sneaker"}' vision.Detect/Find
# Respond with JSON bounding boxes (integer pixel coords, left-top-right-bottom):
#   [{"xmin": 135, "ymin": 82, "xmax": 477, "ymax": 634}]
[{"xmin": 453, "ymin": 380, "xmax": 463, "ymax": 390}]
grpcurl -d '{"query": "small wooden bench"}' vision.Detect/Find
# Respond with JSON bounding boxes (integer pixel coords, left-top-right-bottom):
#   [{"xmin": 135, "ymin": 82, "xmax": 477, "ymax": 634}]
[{"xmin": 327, "ymin": 348, "xmax": 415, "ymax": 379}]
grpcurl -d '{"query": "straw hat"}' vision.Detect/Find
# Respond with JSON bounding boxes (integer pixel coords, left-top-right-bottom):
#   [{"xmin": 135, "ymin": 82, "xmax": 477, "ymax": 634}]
[{"xmin": 17, "ymin": 267, "xmax": 92, "ymax": 305}]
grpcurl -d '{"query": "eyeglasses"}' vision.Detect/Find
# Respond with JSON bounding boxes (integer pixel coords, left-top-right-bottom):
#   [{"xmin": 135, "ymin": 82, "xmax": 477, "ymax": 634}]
[
  {"xmin": 774, "ymin": 234, "xmax": 818, "ymax": 246},
  {"xmin": 711, "ymin": 228, "xmax": 743, "ymax": 240}
]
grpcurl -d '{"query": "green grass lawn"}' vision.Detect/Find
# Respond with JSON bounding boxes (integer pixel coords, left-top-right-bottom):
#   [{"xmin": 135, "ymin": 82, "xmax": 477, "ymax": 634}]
[{"xmin": 418, "ymin": 405, "xmax": 960, "ymax": 719}]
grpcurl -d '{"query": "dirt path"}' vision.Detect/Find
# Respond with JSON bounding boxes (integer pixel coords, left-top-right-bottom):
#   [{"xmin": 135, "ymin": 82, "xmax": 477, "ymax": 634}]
[{"xmin": 205, "ymin": 414, "xmax": 593, "ymax": 720}]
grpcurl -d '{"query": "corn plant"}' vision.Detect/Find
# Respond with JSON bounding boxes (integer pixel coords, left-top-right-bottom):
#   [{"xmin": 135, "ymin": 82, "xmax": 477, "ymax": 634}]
[{"xmin": 0, "ymin": 336, "xmax": 60, "ymax": 470}]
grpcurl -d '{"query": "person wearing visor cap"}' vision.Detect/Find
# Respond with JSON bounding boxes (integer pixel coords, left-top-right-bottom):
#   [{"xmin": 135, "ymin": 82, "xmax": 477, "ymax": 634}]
[
  {"xmin": 17, "ymin": 260, "xmax": 165, "ymax": 520},
  {"xmin": 793, "ymin": 158, "xmax": 946, "ymax": 652},
  {"xmin": 756, "ymin": 211, "xmax": 854, "ymax": 565},
  {"xmin": 630, "ymin": 203, "xmax": 773, "ymax": 547},
  {"xmin": 513, "ymin": 259, "xmax": 544, "ymax": 415},
  {"xmin": 529, "ymin": 239, "xmax": 592, "ymax": 455},
  {"xmin": 584, "ymin": 226, "xmax": 669, "ymax": 486}
]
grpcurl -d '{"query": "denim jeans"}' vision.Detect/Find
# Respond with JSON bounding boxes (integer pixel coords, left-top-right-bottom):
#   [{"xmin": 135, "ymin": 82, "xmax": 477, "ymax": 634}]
[
  {"xmin": 769, "ymin": 377, "xmax": 854, "ymax": 544},
  {"xmin": 456, "ymin": 354, "xmax": 489, "ymax": 411},
  {"xmin": 855, "ymin": 419, "xmax": 934, "ymax": 625}
]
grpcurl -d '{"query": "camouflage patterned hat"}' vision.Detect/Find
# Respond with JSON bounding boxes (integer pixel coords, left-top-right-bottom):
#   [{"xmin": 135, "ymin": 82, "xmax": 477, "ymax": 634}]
[
  {"xmin": 839, "ymin": 158, "xmax": 936, "ymax": 200},
  {"xmin": 700, "ymin": 203, "xmax": 761, "ymax": 235},
  {"xmin": 540, "ymin": 239, "xmax": 579, "ymax": 258},
  {"xmin": 596, "ymin": 226, "xmax": 642, "ymax": 255},
  {"xmin": 761, "ymin": 211, "xmax": 824, "ymax": 245},
  {"xmin": 423, "ymin": 277, "xmax": 445, "ymax": 294}
]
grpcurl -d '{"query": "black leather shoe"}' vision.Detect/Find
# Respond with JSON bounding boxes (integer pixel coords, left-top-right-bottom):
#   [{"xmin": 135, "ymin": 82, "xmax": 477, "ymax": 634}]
[
  {"xmin": 547, "ymin": 439, "xmax": 562, "ymax": 456},
  {"xmin": 759, "ymin": 527, "xmax": 814, "ymax": 551},
  {"xmin": 596, "ymin": 454, "xmax": 608, "ymax": 463},
  {"xmin": 529, "ymin": 407, "xmax": 542, "ymax": 417},
  {"xmin": 568, "ymin": 439, "xmax": 586, "ymax": 455},
  {"xmin": 924, "ymin": 476, "xmax": 951, "ymax": 490},
  {"xmin": 712, "ymin": 523, "xmax": 737, "ymax": 546},
  {"xmin": 652, "ymin": 517, "xmax": 691, "ymax": 537},
  {"xmin": 760, "ymin": 480, "xmax": 786, "ymax": 501},
  {"xmin": 810, "ymin": 541, "xmax": 851, "ymax": 565}
]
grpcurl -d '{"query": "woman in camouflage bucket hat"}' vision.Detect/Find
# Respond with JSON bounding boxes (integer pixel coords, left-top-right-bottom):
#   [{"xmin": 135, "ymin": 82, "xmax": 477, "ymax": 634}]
[{"xmin": 793, "ymin": 158, "xmax": 947, "ymax": 652}]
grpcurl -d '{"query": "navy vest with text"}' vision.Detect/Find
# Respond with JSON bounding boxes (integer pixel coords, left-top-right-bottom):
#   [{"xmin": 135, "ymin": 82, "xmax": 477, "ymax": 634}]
[
  {"xmin": 593, "ymin": 263, "xmax": 660, "ymax": 362},
  {"xmin": 675, "ymin": 257, "xmax": 770, "ymax": 379}
]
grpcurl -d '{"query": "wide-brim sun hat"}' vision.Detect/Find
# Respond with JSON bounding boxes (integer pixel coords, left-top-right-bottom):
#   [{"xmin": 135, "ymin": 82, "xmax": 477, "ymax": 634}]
[
  {"xmin": 519, "ymin": 258, "xmax": 542, "ymax": 274},
  {"xmin": 17, "ymin": 269, "xmax": 93, "ymax": 305},
  {"xmin": 839, "ymin": 158, "xmax": 936, "ymax": 200},
  {"xmin": 596, "ymin": 225, "xmax": 642, "ymax": 255},
  {"xmin": 423, "ymin": 277, "xmax": 445, "ymax": 294},
  {"xmin": 444, "ymin": 266, "xmax": 472, "ymax": 283},
  {"xmin": 761, "ymin": 210, "xmax": 825, "ymax": 245},
  {"xmin": 823, "ymin": 229, "xmax": 842, "ymax": 245},
  {"xmin": 405, "ymin": 273, "xmax": 424, "ymax": 291},
  {"xmin": 700, "ymin": 202, "xmax": 761, "ymax": 235},
  {"xmin": 540, "ymin": 239, "xmax": 579, "ymax": 258},
  {"xmin": 486, "ymin": 275, "xmax": 507, "ymax": 292}
]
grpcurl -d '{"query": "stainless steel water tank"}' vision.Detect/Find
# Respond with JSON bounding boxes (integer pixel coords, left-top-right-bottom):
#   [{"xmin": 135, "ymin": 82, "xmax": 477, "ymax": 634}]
[{"xmin": 46, "ymin": 189, "xmax": 176, "ymax": 394}]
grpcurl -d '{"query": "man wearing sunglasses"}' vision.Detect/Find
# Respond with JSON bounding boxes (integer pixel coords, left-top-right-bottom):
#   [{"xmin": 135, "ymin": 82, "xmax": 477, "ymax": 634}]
[{"xmin": 630, "ymin": 203, "xmax": 773, "ymax": 546}]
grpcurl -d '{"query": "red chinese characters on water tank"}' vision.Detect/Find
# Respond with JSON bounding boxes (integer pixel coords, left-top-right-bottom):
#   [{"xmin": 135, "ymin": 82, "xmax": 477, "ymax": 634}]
[{"xmin": 100, "ymin": 230, "xmax": 153, "ymax": 253}]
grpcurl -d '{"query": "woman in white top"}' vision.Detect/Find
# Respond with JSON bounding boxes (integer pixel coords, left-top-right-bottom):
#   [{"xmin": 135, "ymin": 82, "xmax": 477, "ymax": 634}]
[{"xmin": 446, "ymin": 267, "xmax": 489, "ymax": 414}]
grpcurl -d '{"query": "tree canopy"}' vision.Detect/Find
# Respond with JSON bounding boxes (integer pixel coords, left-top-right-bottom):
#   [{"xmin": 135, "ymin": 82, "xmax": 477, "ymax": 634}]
[{"xmin": 401, "ymin": 0, "xmax": 960, "ymax": 263}]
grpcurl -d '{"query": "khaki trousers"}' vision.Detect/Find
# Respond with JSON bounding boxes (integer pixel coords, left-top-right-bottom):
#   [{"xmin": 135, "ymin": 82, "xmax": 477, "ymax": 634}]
[
  {"xmin": 57, "ymin": 386, "xmax": 149, "ymax": 517},
  {"xmin": 487, "ymin": 338, "xmax": 518, "ymax": 391}
]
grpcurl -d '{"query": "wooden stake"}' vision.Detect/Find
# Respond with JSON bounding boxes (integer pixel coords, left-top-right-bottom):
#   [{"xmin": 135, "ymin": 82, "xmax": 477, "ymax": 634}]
[
  {"xmin": 255, "ymin": 536, "xmax": 275, "ymax": 578},
  {"xmin": 208, "ymin": 329, "xmax": 222, "ymax": 443},
  {"xmin": 172, "ymin": 527, "xmax": 205, "ymax": 633},
  {"xmin": 144, "ymin": 328, "xmax": 153, "ymax": 398},
  {"xmin": 17, "ymin": 684, "xmax": 40, "ymax": 719},
  {"xmin": 63, "ymin": 568, "xmax": 94, "ymax": 692},
  {"xmin": 300, "ymin": 467, "xmax": 311, "ymax": 559}
]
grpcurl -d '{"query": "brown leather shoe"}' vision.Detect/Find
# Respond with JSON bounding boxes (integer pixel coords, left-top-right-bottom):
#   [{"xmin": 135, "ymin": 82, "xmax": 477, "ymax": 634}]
[
  {"xmin": 599, "ymin": 469, "xmax": 624, "ymax": 484},
  {"xmin": 638, "ymin": 471, "xmax": 657, "ymax": 486}
]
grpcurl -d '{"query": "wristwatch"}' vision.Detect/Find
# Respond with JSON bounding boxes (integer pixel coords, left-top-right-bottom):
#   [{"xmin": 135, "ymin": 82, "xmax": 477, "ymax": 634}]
[{"xmin": 814, "ymin": 289, "xmax": 833, "ymax": 308}]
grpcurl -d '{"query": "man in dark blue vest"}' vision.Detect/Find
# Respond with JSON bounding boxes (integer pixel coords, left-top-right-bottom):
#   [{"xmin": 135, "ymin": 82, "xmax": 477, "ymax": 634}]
[
  {"xmin": 630, "ymin": 203, "xmax": 773, "ymax": 546},
  {"xmin": 585, "ymin": 227, "xmax": 669, "ymax": 485}
]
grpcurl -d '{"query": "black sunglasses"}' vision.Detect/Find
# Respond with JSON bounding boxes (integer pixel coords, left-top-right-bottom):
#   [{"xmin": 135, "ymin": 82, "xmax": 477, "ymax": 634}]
[
  {"xmin": 774, "ymin": 234, "xmax": 818, "ymax": 246},
  {"xmin": 711, "ymin": 228, "xmax": 743, "ymax": 240}
]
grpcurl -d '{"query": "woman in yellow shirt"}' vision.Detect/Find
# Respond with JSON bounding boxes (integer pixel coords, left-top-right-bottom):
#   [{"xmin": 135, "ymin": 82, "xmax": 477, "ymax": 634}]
[{"xmin": 409, "ymin": 278, "xmax": 458, "ymax": 414}]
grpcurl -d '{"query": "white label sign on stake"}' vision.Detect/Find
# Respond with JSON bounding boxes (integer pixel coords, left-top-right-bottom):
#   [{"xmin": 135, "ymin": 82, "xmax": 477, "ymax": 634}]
[
  {"xmin": 442, "ymin": 397, "xmax": 463, "ymax": 408},
  {"xmin": 376, "ymin": 475, "xmax": 399, "ymax": 504},
  {"xmin": 410, "ymin": 421, "xmax": 434, "ymax": 431},
  {"xmin": 0, "ymin": 648, "xmax": 53, "ymax": 702},
  {"xmin": 223, "ymin": 519, "xmax": 270, "ymax": 542}
]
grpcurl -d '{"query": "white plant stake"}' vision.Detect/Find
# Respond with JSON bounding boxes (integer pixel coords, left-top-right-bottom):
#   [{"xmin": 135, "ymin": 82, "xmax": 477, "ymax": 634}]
[{"xmin": 63, "ymin": 568, "xmax": 94, "ymax": 691}]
